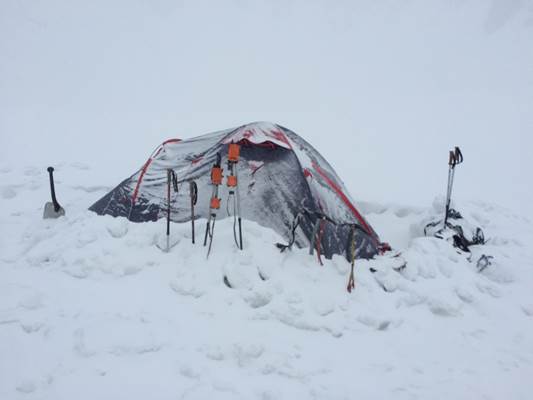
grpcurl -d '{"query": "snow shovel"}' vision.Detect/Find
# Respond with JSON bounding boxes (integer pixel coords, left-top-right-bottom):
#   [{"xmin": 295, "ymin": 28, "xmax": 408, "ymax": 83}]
[{"xmin": 43, "ymin": 166, "xmax": 65, "ymax": 219}]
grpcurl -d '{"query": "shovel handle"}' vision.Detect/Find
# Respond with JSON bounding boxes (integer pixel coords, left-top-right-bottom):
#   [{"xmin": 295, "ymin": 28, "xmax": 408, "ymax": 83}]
[{"xmin": 47, "ymin": 166, "xmax": 61, "ymax": 212}]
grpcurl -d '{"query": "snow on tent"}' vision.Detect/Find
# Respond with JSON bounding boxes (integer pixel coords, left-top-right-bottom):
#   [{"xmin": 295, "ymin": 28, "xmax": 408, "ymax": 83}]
[{"xmin": 89, "ymin": 122, "xmax": 389, "ymax": 260}]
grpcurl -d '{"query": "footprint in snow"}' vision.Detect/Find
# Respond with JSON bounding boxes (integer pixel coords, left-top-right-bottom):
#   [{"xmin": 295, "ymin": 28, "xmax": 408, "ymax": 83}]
[
  {"xmin": 357, "ymin": 315, "xmax": 392, "ymax": 330},
  {"xmin": 476, "ymin": 282, "xmax": 502, "ymax": 298},
  {"xmin": 106, "ymin": 221, "xmax": 128, "ymax": 238},
  {"xmin": 16, "ymin": 380, "xmax": 37, "ymax": 394},
  {"xmin": 232, "ymin": 343, "xmax": 264, "ymax": 366},
  {"xmin": 179, "ymin": 365, "xmax": 201, "ymax": 380},
  {"xmin": 455, "ymin": 287, "xmax": 475, "ymax": 304},
  {"xmin": 70, "ymin": 162, "xmax": 90, "ymax": 170},
  {"xmin": 18, "ymin": 293, "xmax": 44, "ymax": 310},
  {"xmin": 169, "ymin": 280, "xmax": 205, "ymax": 298},
  {"xmin": 24, "ymin": 167, "xmax": 41, "ymax": 176},
  {"xmin": 242, "ymin": 289, "xmax": 272, "ymax": 308},
  {"xmin": 20, "ymin": 321, "xmax": 44, "ymax": 334},
  {"xmin": 1, "ymin": 185, "xmax": 17, "ymax": 199},
  {"xmin": 205, "ymin": 346, "xmax": 225, "ymax": 361},
  {"xmin": 393, "ymin": 206, "xmax": 419, "ymax": 218},
  {"xmin": 521, "ymin": 304, "xmax": 533, "ymax": 317},
  {"xmin": 428, "ymin": 299, "xmax": 461, "ymax": 317},
  {"xmin": 122, "ymin": 265, "xmax": 142, "ymax": 276},
  {"xmin": 71, "ymin": 185, "xmax": 111, "ymax": 193}
]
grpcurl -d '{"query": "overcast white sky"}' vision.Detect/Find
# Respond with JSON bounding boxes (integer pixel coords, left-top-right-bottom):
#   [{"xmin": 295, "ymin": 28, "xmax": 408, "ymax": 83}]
[{"xmin": 1, "ymin": 0, "xmax": 532, "ymax": 217}]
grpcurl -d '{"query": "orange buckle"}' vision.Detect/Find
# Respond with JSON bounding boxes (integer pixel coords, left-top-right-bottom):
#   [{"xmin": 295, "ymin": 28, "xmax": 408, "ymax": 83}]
[
  {"xmin": 210, "ymin": 197, "xmax": 220, "ymax": 210},
  {"xmin": 227, "ymin": 175, "xmax": 237, "ymax": 187},
  {"xmin": 211, "ymin": 166, "xmax": 223, "ymax": 185},
  {"xmin": 228, "ymin": 143, "xmax": 240, "ymax": 163}
]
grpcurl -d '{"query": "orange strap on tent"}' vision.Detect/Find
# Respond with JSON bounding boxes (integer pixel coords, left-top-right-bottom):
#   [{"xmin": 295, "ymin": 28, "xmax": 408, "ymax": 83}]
[
  {"xmin": 210, "ymin": 197, "xmax": 220, "ymax": 210},
  {"xmin": 227, "ymin": 175, "xmax": 237, "ymax": 188},
  {"xmin": 228, "ymin": 143, "xmax": 240, "ymax": 163},
  {"xmin": 211, "ymin": 166, "xmax": 223, "ymax": 185}
]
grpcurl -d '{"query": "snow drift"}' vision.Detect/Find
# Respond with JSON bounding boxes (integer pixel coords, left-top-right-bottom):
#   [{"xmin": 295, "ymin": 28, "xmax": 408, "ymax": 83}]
[{"xmin": 1, "ymin": 164, "xmax": 533, "ymax": 399}]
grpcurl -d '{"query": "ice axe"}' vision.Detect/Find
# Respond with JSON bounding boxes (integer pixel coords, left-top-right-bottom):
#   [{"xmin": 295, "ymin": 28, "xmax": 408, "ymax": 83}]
[{"xmin": 43, "ymin": 166, "xmax": 65, "ymax": 219}]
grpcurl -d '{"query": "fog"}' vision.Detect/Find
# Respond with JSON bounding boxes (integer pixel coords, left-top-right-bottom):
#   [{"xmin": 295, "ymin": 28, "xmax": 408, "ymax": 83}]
[{"xmin": 1, "ymin": 0, "xmax": 532, "ymax": 216}]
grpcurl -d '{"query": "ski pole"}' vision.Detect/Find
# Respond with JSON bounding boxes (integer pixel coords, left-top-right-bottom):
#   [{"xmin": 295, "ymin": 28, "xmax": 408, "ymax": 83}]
[
  {"xmin": 166, "ymin": 169, "xmax": 171, "ymax": 252},
  {"xmin": 347, "ymin": 224, "xmax": 356, "ymax": 292},
  {"xmin": 226, "ymin": 143, "xmax": 243, "ymax": 250},
  {"xmin": 236, "ymin": 166, "xmax": 243, "ymax": 250},
  {"xmin": 203, "ymin": 217, "xmax": 211, "ymax": 246},
  {"xmin": 163, "ymin": 169, "xmax": 178, "ymax": 252},
  {"xmin": 190, "ymin": 180, "xmax": 198, "ymax": 244},
  {"xmin": 444, "ymin": 150, "xmax": 455, "ymax": 227},
  {"xmin": 444, "ymin": 147, "xmax": 463, "ymax": 227},
  {"xmin": 309, "ymin": 218, "xmax": 321, "ymax": 256},
  {"xmin": 204, "ymin": 153, "xmax": 223, "ymax": 258}
]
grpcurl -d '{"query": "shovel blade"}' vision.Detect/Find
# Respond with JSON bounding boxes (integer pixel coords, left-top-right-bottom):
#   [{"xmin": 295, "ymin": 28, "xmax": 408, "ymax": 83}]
[{"xmin": 43, "ymin": 202, "xmax": 65, "ymax": 219}]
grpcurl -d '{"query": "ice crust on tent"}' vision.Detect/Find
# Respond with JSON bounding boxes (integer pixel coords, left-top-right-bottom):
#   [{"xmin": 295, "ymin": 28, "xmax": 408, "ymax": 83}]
[{"xmin": 89, "ymin": 122, "xmax": 383, "ymax": 259}]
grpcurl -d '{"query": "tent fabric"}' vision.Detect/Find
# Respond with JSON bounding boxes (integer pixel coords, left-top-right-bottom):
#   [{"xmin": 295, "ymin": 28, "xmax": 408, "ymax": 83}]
[{"xmin": 89, "ymin": 122, "xmax": 386, "ymax": 259}]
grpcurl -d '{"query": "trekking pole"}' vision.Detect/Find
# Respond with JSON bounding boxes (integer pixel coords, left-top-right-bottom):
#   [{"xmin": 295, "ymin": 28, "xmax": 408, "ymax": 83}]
[
  {"xmin": 166, "ymin": 170, "xmax": 171, "ymax": 251},
  {"xmin": 236, "ymin": 166, "xmax": 243, "ymax": 250},
  {"xmin": 189, "ymin": 180, "xmax": 198, "ymax": 244},
  {"xmin": 309, "ymin": 219, "xmax": 321, "ymax": 256},
  {"xmin": 203, "ymin": 153, "xmax": 223, "ymax": 258},
  {"xmin": 226, "ymin": 143, "xmax": 243, "ymax": 250},
  {"xmin": 347, "ymin": 224, "xmax": 356, "ymax": 293},
  {"xmin": 164, "ymin": 169, "xmax": 179, "ymax": 252},
  {"xmin": 443, "ymin": 150, "xmax": 455, "ymax": 227},
  {"xmin": 309, "ymin": 215, "xmax": 326, "ymax": 265},
  {"xmin": 443, "ymin": 147, "xmax": 463, "ymax": 228}
]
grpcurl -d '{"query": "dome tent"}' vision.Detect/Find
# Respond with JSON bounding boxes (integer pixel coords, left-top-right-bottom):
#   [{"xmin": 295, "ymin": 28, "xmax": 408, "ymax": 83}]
[{"xmin": 89, "ymin": 122, "xmax": 389, "ymax": 260}]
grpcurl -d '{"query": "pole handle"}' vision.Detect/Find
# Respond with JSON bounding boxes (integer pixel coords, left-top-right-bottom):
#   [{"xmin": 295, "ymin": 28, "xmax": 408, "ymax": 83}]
[
  {"xmin": 448, "ymin": 151, "xmax": 455, "ymax": 167},
  {"xmin": 454, "ymin": 146, "xmax": 463, "ymax": 164}
]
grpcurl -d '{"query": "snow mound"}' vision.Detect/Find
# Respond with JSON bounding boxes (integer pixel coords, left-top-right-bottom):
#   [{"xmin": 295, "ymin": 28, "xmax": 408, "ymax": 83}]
[{"xmin": 1, "ymin": 165, "xmax": 532, "ymax": 399}]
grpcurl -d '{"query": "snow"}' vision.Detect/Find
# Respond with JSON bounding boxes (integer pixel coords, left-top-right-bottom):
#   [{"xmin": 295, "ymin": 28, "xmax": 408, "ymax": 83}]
[
  {"xmin": 1, "ymin": 164, "xmax": 532, "ymax": 399},
  {"xmin": 1, "ymin": 0, "xmax": 532, "ymax": 398}
]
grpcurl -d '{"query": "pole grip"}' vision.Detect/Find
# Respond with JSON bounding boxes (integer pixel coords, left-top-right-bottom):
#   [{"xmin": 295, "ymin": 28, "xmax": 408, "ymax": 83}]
[
  {"xmin": 448, "ymin": 150, "xmax": 455, "ymax": 166},
  {"xmin": 454, "ymin": 146, "xmax": 463, "ymax": 164}
]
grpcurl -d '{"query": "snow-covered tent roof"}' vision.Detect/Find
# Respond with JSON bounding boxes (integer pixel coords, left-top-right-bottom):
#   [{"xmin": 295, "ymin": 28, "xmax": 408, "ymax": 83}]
[{"xmin": 89, "ymin": 122, "xmax": 387, "ymax": 259}]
